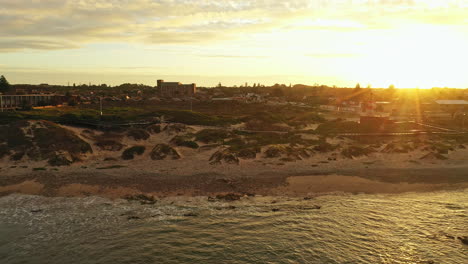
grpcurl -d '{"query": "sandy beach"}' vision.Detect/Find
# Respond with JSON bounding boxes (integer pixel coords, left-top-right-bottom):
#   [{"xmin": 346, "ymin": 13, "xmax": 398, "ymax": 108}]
[{"xmin": 1, "ymin": 122, "xmax": 467, "ymax": 199}]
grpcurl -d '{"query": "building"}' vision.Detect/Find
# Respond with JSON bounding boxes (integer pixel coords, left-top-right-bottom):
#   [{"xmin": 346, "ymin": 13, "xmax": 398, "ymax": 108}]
[
  {"xmin": 157, "ymin": 80, "xmax": 196, "ymax": 97},
  {"xmin": 0, "ymin": 94, "xmax": 66, "ymax": 110},
  {"xmin": 435, "ymin": 100, "xmax": 468, "ymax": 118}
]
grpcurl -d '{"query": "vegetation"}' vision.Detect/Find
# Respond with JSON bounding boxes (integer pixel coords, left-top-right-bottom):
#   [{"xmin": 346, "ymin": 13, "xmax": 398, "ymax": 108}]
[
  {"xmin": 341, "ymin": 145, "xmax": 376, "ymax": 158},
  {"xmin": 195, "ymin": 129, "xmax": 233, "ymax": 144},
  {"xmin": 170, "ymin": 135, "xmax": 199, "ymax": 149},
  {"xmin": 127, "ymin": 129, "xmax": 150, "ymax": 141},
  {"xmin": 150, "ymin": 144, "xmax": 180, "ymax": 160},
  {"xmin": 122, "ymin": 146, "xmax": 146, "ymax": 160},
  {"xmin": 0, "ymin": 75, "xmax": 10, "ymax": 94},
  {"xmin": 0, "ymin": 120, "xmax": 92, "ymax": 165}
]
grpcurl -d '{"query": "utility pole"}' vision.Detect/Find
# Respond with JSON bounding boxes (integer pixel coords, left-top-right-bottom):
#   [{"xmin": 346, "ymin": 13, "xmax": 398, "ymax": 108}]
[{"xmin": 100, "ymin": 97, "xmax": 103, "ymax": 116}]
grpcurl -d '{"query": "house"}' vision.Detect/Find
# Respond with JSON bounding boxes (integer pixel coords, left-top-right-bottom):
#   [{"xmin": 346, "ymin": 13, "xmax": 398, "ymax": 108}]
[
  {"xmin": 157, "ymin": 80, "xmax": 196, "ymax": 97},
  {"xmin": 435, "ymin": 100, "xmax": 468, "ymax": 117}
]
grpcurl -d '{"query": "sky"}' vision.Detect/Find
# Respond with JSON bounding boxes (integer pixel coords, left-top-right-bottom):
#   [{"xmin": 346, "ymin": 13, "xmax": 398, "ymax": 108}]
[{"xmin": 0, "ymin": 0, "xmax": 467, "ymax": 88}]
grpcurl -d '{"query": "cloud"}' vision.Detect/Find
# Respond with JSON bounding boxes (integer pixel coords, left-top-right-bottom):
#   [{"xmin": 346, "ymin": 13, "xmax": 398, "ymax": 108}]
[
  {"xmin": 306, "ymin": 53, "xmax": 361, "ymax": 58},
  {"xmin": 0, "ymin": 0, "xmax": 466, "ymax": 52},
  {"xmin": 201, "ymin": 54, "xmax": 267, "ymax": 59}
]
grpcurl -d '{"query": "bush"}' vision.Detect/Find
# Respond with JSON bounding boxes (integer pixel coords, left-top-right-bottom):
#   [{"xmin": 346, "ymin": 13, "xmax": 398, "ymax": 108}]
[
  {"xmin": 150, "ymin": 144, "xmax": 180, "ymax": 160},
  {"xmin": 170, "ymin": 135, "xmax": 199, "ymax": 149},
  {"xmin": 0, "ymin": 144, "xmax": 10, "ymax": 159},
  {"xmin": 315, "ymin": 121, "xmax": 362, "ymax": 134},
  {"xmin": 95, "ymin": 140, "xmax": 124, "ymax": 151},
  {"xmin": 122, "ymin": 146, "xmax": 146, "ymax": 160},
  {"xmin": 209, "ymin": 149, "xmax": 239, "ymax": 165},
  {"xmin": 147, "ymin": 124, "xmax": 161, "ymax": 134},
  {"xmin": 341, "ymin": 146, "xmax": 375, "ymax": 158},
  {"xmin": 195, "ymin": 129, "xmax": 232, "ymax": 144},
  {"xmin": 127, "ymin": 129, "xmax": 150, "ymax": 141}
]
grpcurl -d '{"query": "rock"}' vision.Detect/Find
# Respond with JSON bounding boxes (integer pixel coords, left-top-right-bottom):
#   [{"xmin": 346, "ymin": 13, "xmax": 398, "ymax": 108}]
[
  {"xmin": 458, "ymin": 236, "xmax": 468, "ymax": 245},
  {"xmin": 216, "ymin": 193, "xmax": 242, "ymax": 201},
  {"xmin": 303, "ymin": 197, "xmax": 313, "ymax": 200},
  {"xmin": 127, "ymin": 216, "xmax": 141, "ymax": 220},
  {"xmin": 150, "ymin": 144, "xmax": 180, "ymax": 160},
  {"xmin": 272, "ymin": 208, "xmax": 280, "ymax": 212},
  {"xmin": 30, "ymin": 209, "xmax": 43, "ymax": 213}
]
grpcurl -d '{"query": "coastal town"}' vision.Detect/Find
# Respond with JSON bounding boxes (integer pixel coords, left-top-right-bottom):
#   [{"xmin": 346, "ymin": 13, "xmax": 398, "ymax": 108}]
[{"xmin": 0, "ymin": 74, "xmax": 467, "ymax": 198}]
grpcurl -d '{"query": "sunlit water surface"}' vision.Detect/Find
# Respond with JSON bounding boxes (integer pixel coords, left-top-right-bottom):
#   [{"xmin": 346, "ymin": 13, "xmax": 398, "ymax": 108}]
[{"xmin": 0, "ymin": 190, "xmax": 467, "ymax": 264}]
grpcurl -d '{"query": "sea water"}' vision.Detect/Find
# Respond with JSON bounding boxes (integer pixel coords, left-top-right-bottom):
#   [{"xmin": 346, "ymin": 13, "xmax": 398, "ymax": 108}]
[{"xmin": 0, "ymin": 190, "xmax": 466, "ymax": 264}]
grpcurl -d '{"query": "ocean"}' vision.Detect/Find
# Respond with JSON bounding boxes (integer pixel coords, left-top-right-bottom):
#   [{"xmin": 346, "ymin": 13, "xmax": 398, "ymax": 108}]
[{"xmin": 0, "ymin": 190, "xmax": 466, "ymax": 264}]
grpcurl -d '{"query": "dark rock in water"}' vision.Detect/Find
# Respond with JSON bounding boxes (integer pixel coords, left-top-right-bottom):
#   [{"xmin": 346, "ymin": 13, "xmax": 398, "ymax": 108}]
[
  {"xmin": 30, "ymin": 209, "xmax": 43, "ymax": 213},
  {"xmin": 183, "ymin": 212, "xmax": 199, "ymax": 217},
  {"xmin": 458, "ymin": 236, "xmax": 468, "ymax": 245},
  {"xmin": 216, "ymin": 193, "xmax": 241, "ymax": 201},
  {"xmin": 272, "ymin": 208, "xmax": 280, "ymax": 212},
  {"xmin": 127, "ymin": 216, "xmax": 141, "ymax": 220}
]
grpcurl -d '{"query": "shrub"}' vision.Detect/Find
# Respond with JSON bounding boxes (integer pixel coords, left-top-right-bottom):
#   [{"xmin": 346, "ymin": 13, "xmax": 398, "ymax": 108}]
[
  {"xmin": 195, "ymin": 129, "xmax": 232, "ymax": 144},
  {"xmin": 122, "ymin": 146, "xmax": 146, "ymax": 160},
  {"xmin": 0, "ymin": 144, "xmax": 10, "ymax": 159},
  {"xmin": 150, "ymin": 144, "xmax": 180, "ymax": 160},
  {"xmin": 147, "ymin": 124, "xmax": 161, "ymax": 134},
  {"xmin": 341, "ymin": 146, "xmax": 375, "ymax": 158},
  {"xmin": 48, "ymin": 153, "xmax": 73, "ymax": 166},
  {"xmin": 95, "ymin": 140, "xmax": 124, "ymax": 151},
  {"xmin": 127, "ymin": 129, "xmax": 150, "ymax": 141},
  {"xmin": 170, "ymin": 135, "xmax": 199, "ymax": 149},
  {"xmin": 209, "ymin": 149, "xmax": 239, "ymax": 165},
  {"xmin": 236, "ymin": 147, "xmax": 260, "ymax": 159},
  {"xmin": 315, "ymin": 121, "xmax": 362, "ymax": 134}
]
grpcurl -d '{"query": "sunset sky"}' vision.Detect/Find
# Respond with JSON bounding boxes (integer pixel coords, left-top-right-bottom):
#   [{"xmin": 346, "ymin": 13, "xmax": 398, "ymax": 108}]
[{"xmin": 1, "ymin": 0, "xmax": 467, "ymax": 88}]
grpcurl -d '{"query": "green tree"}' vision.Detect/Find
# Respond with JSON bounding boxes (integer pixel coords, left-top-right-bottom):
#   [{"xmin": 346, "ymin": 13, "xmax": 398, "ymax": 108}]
[{"xmin": 0, "ymin": 75, "xmax": 10, "ymax": 94}]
